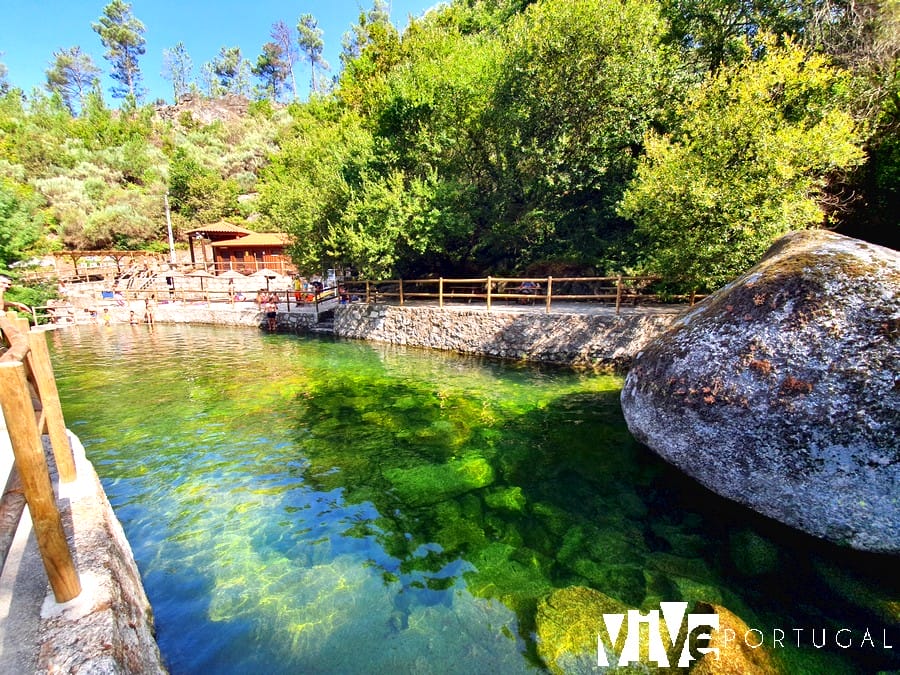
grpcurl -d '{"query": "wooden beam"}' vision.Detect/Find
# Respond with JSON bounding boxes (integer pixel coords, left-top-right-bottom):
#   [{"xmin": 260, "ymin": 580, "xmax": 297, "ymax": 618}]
[
  {"xmin": 26, "ymin": 331, "xmax": 76, "ymax": 482},
  {"xmin": 0, "ymin": 362, "xmax": 80, "ymax": 602}
]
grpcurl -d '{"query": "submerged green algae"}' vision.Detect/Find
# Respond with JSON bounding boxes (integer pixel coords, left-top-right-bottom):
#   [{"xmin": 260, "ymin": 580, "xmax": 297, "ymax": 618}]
[{"xmin": 48, "ymin": 325, "xmax": 899, "ymax": 674}]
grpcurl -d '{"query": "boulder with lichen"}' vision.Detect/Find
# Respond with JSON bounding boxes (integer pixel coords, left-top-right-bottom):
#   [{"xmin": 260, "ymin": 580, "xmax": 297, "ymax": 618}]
[{"xmin": 621, "ymin": 231, "xmax": 899, "ymax": 553}]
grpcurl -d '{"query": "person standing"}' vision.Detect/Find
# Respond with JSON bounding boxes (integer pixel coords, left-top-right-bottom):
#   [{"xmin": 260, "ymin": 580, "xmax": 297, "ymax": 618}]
[
  {"xmin": 144, "ymin": 295, "xmax": 157, "ymax": 325},
  {"xmin": 265, "ymin": 293, "xmax": 278, "ymax": 331}
]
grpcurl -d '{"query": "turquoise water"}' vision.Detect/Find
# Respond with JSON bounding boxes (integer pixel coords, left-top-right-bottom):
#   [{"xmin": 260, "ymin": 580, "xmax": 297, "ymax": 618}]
[{"xmin": 48, "ymin": 324, "xmax": 897, "ymax": 674}]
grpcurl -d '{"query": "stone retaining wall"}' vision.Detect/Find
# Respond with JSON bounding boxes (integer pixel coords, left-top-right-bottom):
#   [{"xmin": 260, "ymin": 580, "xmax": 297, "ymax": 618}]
[
  {"xmin": 334, "ymin": 304, "xmax": 684, "ymax": 369},
  {"xmin": 127, "ymin": 301, "xmax": 320, "ymax": 333},
  {"xmin": 152, "ymin": 302, "xmax": 266, "ymax": 328},
  {"xmin": 143, "ymin": 301, "xmax": 683, "ymax": 369}
]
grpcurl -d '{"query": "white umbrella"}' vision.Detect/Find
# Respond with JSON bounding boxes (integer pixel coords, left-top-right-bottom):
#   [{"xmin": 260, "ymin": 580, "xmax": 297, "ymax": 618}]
[
  {"xmin": 218, "ymin": 269, "xmax": 245, "ymax": 279},
  {"xmin": 187, "ymin": 268, "xmax": 215, "ymax": 291},
  {"xmin": 250, "ymin": 268, "xmax": 282, "ymax": 291}
]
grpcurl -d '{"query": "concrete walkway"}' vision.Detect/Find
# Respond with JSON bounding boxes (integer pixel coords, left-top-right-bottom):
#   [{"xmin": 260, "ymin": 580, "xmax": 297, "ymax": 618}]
[
  {"xmin": 0, "ymin": 508, "xmax": 43, "ymax": 674},
  {"xmin": 0, "ymin": 414, "xmax": 42, "ymax": 673}
]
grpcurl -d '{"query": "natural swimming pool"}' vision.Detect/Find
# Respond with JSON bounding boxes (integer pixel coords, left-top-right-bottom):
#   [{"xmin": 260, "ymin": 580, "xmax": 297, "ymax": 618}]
[{"xmin": 48, "ymin": 324, "xmax": 897, "ymax": 673}]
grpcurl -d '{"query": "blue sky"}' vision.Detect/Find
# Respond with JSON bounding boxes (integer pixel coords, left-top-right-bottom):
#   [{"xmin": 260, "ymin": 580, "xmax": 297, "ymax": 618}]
[{"xmin": 0, "ymin": 0, "xmax": 441, "ymax": 104}]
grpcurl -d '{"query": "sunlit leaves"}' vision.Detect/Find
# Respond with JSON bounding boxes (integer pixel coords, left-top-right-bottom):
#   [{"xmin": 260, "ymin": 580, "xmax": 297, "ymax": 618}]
[
  {"xmin": 0, "ymin": 177, "xmax": 45, "ymax": 266},
  {"xmin": 619, "ymin": 38, "xmax": 865, "ymax": 290}
]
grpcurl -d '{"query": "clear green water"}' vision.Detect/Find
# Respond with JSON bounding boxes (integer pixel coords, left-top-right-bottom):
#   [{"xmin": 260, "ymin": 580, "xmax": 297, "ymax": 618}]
[{"xmin": 48, "ymin": 324, "xmax": 897, "ymax": 674}]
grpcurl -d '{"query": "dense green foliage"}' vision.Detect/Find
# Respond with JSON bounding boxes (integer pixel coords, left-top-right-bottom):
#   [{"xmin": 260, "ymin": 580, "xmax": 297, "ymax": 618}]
[
  {"xmin": 0, "ymin": 0, "xmax": 897, "ymax": 292},
  {"xmin": 620, "ymin": 38, "xmax": 865, "ymax": 288}
]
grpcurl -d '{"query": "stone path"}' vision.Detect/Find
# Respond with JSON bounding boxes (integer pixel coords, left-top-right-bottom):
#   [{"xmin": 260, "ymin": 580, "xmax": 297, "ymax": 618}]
[{"xmin": 0, "ymin": 416, "xmax": 42, "ymax": 674}]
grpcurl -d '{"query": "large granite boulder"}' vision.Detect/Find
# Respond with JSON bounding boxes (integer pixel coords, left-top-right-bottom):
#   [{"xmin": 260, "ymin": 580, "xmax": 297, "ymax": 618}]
[{"xmin": 621, "ymin": 230, "xmax": 899, "ymax": 553}]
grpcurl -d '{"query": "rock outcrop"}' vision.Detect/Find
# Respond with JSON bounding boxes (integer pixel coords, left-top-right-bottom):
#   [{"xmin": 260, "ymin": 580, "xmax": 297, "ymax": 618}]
[{"xmin": 621, "ymin": 230, "xmax": 899, "ymax": 553}]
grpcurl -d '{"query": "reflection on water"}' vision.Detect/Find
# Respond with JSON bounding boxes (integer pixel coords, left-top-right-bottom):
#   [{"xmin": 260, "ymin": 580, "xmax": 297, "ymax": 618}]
[{"xmin": 49, "ymin": 324, "xmax": 898, "ymax": 674}]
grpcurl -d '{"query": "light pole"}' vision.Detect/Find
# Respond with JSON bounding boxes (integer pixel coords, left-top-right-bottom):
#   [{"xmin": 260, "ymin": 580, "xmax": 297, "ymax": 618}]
[{"xmin": 165, "ymin": 192, "xmax": 176, "ymax": 265}]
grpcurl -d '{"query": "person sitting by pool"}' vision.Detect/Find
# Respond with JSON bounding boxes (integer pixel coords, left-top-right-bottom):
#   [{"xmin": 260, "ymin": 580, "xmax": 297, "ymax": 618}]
[{"xmin": 517, "ymin": 280, "xmax": 539, "ymax": 304}]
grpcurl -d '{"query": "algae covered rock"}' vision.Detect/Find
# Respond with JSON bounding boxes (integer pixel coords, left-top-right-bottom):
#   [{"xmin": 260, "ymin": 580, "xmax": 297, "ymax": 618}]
[
  {"xmin": 535, "ymin": 586, "xmax": 634, "ymax": 674},
  {"xmin": 728, "ymin": 529, "xmax": 780, "ymax": 578},
  {"xmin": 484, "ymin": 486, "xmax": 527, "ymax": 513},
  {"xmin": 465, "ymin": 542, "xmax": 552, "ymax": 618},
  {"xmin": 382, "ymin": 454, "xmax": 494, "ymax": 506},
  {"xmin": 621, "ymin": 231, "xmax": 900, "ymax": 553},
  {"xmin": 690, "ymin": 602, "xmax": 778, "ymax": 675}
]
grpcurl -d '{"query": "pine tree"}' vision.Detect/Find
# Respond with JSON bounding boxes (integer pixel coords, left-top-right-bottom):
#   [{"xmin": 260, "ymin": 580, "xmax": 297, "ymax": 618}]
[
  {"xmin": 297, "ymin": 14, "xmax": 329, "ymax": 95},
  {"xmin": 46, "ymin": 46, "xmax": 101, "ymax": 115},
  {"xmin": 92, "ymin": 0, "xmax": 146, "ymax": 101}
]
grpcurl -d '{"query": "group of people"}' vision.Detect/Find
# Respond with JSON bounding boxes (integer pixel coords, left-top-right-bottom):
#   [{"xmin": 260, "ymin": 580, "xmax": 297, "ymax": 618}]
[
  {"xmin": 95, "ymin": 295, "xmax": 157, "ymax": 326},
  {"xmin": 257, "ymin": 291, "xmax": 280, "ymax": 331},
  {"xmin": 293, "ymin": 276, "xmax": 323, "ymax": 303}
]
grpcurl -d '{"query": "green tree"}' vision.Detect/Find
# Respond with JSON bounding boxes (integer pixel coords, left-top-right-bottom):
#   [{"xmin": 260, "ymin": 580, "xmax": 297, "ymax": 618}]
[
  {"xmin": 0, "ymin": 178, "xmax": 45, "ymax": 267},
  {"xmin": 92, "ymin": 0, "xmax": 146, "ymax": 101},
  {"xmin": 297, "ymin": 13, "xmax": 329, "ymax": 95},
  {"xmin": 210, "ymin": 47, "xmax": 252, "ymax": 96},
  {"xmin": 162, "ymin": 42, "xmax": 194, "ymax": 102},
  {"xmin": 802, "ymin": 0, "xmax": 900, "ymax": 248},
  {"xmin": 0, "ymin": 57, "xmax": 8, "ymax": 94},
  {"xmin": 486, "ymin": 0, "xmax": 682, "ymax": 268},
  {"xmin": 168, "ymin": 147, "xmax": 239, "ymax": 224},
  {"xmin": 341, "ymin": 0, "xmax": 392, "ymax": 64},
  {"xmin": 45, "ymin": 46, "xmax": 101, "ymax": 115},
  {"xmin": 660, "ymin": 0, "xmax": 806, "ymax": 72},
  {"xmin": 336, "ymin": 2, "xmax": 401, "ymax": 112},
  {"xmin": 252, "ymin": 42, "xmax": 289, "ymax": 100},
  {"xmin": 619, "ymin": 38, "xmax": 865, "ymax": 291}
]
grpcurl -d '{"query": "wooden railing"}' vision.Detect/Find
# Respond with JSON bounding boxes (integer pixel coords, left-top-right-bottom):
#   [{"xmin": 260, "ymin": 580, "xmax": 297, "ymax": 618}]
[
  {"xmin": 342, "ymin": 275, "xmax": 697, "ymax": 314},
  {"xmin": 28, "ymin": 275, "xmax": 698, "ymax": 327},
  {"xmin": 0, "ymin": 308, "xmax": 81, "ymax": 603}
]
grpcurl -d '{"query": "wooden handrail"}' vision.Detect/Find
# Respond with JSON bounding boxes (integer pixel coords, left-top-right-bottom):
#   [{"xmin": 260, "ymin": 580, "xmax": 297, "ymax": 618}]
[
  {"xmin": 341, "ymin": 274, "xmax": 686, "ymax": 314},
  {"xmin": 0, "ymin": 309, "xmax": 81, "ymax": 603}
]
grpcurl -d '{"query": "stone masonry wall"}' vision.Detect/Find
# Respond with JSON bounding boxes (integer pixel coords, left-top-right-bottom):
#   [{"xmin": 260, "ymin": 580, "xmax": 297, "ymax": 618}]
[
  {"xmin": 334, "ymin": 304, "xmax": 683, "ymax": 369},
  {"xmin": 135, "ymin": 301, "xmax": 682, "ymax": 369}
]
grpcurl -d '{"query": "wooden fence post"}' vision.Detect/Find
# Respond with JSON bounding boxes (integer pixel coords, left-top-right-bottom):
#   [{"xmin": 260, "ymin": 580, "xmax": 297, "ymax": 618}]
[
  {"xmin": 546, "ymin": 276, "xmax": 553, "ymax": 313},
  {"xmin": 439, "ymin": 278, "xmax": 444, "ymax": 309},
  {"xmin": 615, "ymin": 275, "xmax": 623, "ymax": 315},
  {"xmin": 399, "ymin": 279, "xmax": 405, "ymax": 306},
  {"xmin": 365, "ymin": 281, "xmax": 370, "ymax": 304},
  {"xmin": 0, "ymin": 362, "xmax": 81, "ymax": 602},
  {"xmin": 486, "ymin": 276, "xmax": 492, "ymax": 312},
  {"xmin": 25, "ymin": 332, "xmax": 76, "ymax": 483}
]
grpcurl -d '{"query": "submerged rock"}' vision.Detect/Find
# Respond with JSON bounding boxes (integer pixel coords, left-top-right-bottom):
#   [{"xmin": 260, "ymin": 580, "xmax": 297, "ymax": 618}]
[
  {"xmin": 535, "ymin": 586, "xmax": 635, "ymax": 674},
  {"xmin": 690, "ymin": 602, "xmax": 778, "ymax": 675},
  {"xmin": 382, "ymin": 454, "xmax": 494, "ymax": 506},
  {"xmin": 621, "ymin": 231, "xmax": 899, "ymax": 553}
]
